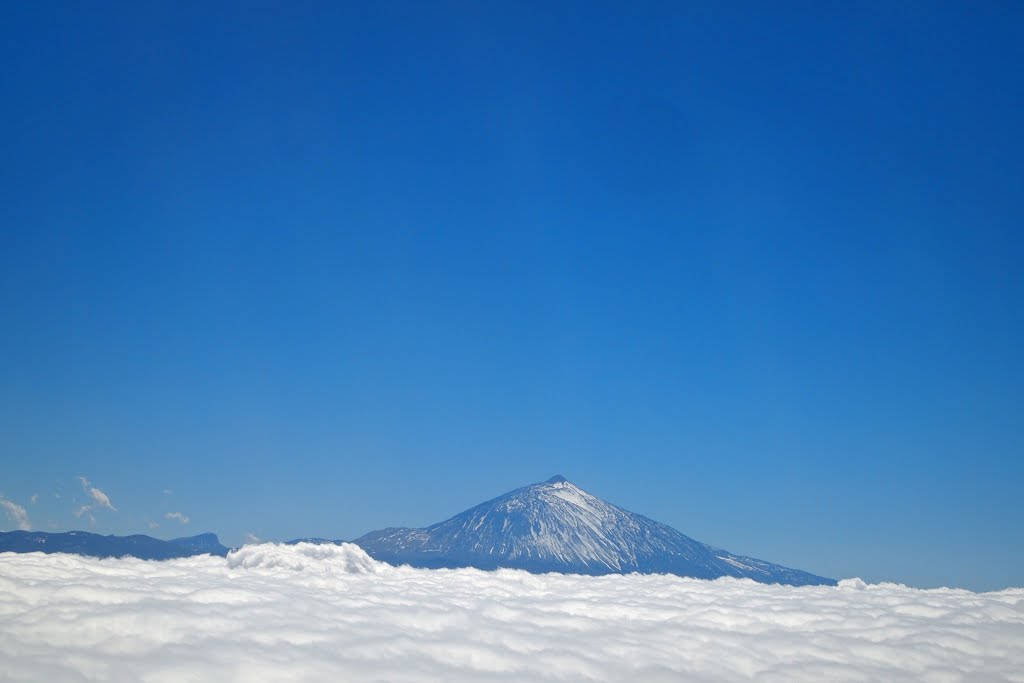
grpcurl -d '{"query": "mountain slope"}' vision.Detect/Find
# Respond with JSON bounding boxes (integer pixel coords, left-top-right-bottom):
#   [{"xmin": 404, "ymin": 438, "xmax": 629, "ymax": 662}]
[
  {"xmin": 0, "ymin": 530, "xmax": 228, "ymax": 559},
  {"xmin": 355, "ymin": 475, "xmax": 833, "ymax": 586}
]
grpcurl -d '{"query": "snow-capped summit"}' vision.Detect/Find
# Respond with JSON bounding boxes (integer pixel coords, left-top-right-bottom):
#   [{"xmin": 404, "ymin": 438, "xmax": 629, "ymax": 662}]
[{"xmin": 354, "ymin": 476, "xmax": 833, "ymax": 586}]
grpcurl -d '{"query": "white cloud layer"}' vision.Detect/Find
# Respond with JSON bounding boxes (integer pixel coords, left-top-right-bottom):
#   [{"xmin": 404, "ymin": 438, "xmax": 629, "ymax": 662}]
[
  {"xmin": 0, "ymin": 497, "xmax": 30, "ymax": 531},
  {"xmin": 0, "ymin": 543, "xmax": 1021, "ymax": 682}
]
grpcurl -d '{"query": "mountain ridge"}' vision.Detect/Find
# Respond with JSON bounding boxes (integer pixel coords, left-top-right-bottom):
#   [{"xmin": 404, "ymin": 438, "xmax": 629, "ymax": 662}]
[
  {"xmin": 0, "ymin": 530, "xmax": 228, "ymax": 559},
  {"xmin": 1, "ymin": 477, "xmax": 833, "ymax": 586}
]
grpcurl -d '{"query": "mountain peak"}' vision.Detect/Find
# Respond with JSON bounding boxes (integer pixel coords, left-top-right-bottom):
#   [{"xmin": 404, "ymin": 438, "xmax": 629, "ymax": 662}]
[{"xmin": 354, "ymin": 476, "xmax": 835, "ymax": 586}]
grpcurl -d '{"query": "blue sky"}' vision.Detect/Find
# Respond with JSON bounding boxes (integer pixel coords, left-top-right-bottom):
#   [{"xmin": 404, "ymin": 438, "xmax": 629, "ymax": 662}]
[{"xmin": 1, "ymin": 2, "xmax": 1022, "ymax": 590}]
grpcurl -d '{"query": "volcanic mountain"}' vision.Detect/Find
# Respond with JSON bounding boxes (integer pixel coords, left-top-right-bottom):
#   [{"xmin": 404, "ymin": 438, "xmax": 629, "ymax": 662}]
[{"xmin": 355, "ymin": 475, "xmax": 833, "ymax": 586}]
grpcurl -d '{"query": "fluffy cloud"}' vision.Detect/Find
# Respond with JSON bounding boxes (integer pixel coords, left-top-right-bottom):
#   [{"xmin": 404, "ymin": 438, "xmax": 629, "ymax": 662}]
[
  {"xmin": 0, "ymin": 497, "xmax": 30, "ymax": 531},
  {"xmin": 0, "ymin": 543, "xmax": 1021, "ymax": 682},
  {"xmin": 164, "ymin": 511, "xmax": 189, "ymax": 524}
]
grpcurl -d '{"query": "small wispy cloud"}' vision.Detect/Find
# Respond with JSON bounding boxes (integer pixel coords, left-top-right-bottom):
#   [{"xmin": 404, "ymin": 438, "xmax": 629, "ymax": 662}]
[
  {"xmin": 165, "ymin": 512, "xmax": 189, "ymax": 525},
  {"xmin": 77, "ymin": 476, "xmax": 117, "ymax": 512},
  {"xmin": 89, "ymin": 488, "xmax": 116, "ymax": 511},
  {"xmin": 73, "ymin": 505, "xmax": 95, "ymax": 525},
  {"xmin": 148, "ymin": 521, "xmax": 160, "ymax": 530},
  {"xmin": 245, "ymin": 532, "xmax": 262, "ymax": 544},
  {"xmin": 162, "ymin": 489, "xmax": 172, "ymax": 496},
  {"xmin": 0, "ymin": 496, "xmax": 31, "ymax": 531},
  {"xmin": 30, "ymin": 494, "xmax": 38, "ymax": 505}
]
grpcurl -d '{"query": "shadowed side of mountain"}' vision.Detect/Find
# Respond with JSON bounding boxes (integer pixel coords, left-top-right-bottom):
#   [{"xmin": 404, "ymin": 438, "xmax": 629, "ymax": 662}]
[{"xmin": 168, "ymin": 532, "xmax": 229, "ymax": 556}]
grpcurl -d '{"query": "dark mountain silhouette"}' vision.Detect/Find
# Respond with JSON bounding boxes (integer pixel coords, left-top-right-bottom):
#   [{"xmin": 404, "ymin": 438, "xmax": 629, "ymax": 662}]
[{"xmin": 0, "ymin": 530, "xmax": 228, "ymax": 559}]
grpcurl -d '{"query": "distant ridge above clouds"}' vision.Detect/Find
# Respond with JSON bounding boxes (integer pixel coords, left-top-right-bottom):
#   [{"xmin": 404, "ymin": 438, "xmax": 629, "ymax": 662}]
[
  {"xmin": 0, "ymin": 477, "xmax": 830, "ymax": 585},
  {"xmin": 0, "ymin": 530, "xmax": 227, "ymax": 559}
]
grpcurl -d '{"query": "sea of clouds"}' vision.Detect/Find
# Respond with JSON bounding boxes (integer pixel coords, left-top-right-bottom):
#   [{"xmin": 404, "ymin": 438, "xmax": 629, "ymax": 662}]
[{"xmin": 1, "ymin": 542, "xmax": 1022, "ymax": 682}]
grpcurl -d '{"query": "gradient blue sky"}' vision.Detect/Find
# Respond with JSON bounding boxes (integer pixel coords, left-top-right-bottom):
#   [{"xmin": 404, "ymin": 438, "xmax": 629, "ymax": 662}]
[{"xmin": 1, "ymin": 2, "xmax": 1022, "ymax": 590}]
